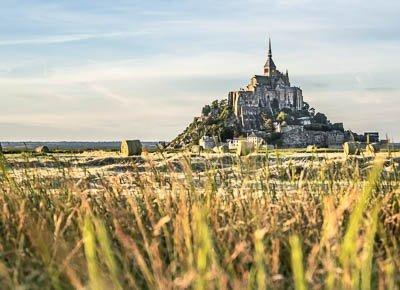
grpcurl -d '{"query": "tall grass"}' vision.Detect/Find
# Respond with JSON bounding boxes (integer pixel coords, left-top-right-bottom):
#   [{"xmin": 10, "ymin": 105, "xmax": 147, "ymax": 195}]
[{"xmin": 0, "ymin": 151, "xmax": 399, "ymax": 289}]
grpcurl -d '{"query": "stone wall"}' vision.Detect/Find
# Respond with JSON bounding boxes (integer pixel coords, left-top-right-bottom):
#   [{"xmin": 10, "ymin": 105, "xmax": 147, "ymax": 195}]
[{"xmin": 281, "ymin": 128, "xmax": 344, "ymax": 148}]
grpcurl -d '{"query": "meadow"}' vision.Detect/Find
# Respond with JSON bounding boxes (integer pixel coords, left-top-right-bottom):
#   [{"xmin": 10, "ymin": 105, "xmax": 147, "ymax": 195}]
[{"xmin": 0, "ymin": 149, "xmax": 399, "ymax": 289}]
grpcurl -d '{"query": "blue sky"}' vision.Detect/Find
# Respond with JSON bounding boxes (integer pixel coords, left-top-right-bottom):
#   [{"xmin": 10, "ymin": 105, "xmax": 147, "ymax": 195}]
[{"xmin": 0, "ymin": 0, "xmax": 399, "ymax": 141}]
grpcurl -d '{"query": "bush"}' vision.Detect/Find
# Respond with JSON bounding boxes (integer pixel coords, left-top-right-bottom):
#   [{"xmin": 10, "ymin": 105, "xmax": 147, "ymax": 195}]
[{"xmin": 304, "ymin": 123, "xmax": 331, "ymax": 131}]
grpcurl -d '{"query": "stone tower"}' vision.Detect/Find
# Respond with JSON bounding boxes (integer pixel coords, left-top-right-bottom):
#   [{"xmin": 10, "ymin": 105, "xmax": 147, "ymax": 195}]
[{"xmin": 264, "ymin": 38, "xmax": 276, "ymax": 76}]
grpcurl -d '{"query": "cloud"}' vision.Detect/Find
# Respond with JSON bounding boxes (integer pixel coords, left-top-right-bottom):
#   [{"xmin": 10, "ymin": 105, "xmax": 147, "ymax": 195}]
[{"xmin": 0, "ymin": 31, "xmax": 148, "ymax": 46}]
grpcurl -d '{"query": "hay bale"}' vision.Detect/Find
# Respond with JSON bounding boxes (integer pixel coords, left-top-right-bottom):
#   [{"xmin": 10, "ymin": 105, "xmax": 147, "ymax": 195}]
[
  {"xmin": 366, "ymin": 143, "xmax": 380, "ymax": 155},
  {"xmin": 306, "ymin": 145, "xmax": 317, "ymax": 153},
  {"xmin": 120, "ymin": 140, "xmax": 142, "ymax": 156},
  {"xmin": 191, "ymin": 145, "xmax": 202, "ymax": 154},
  {"xmin": 236, "ymin": 140, "xmax": 254, "ymax": 156},
  {"xmin": 343, "ymin": 142, "xmax": 360, "ymax": 156},
  {"xmin": 35, "ymin": 145, "xmax": 50, "ymax": 153}
]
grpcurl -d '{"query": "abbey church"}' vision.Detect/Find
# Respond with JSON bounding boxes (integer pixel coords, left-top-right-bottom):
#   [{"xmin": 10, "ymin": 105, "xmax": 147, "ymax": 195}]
[{"xmin": 228, "ymin": 38, "xmax": 303, "ymax": 132}]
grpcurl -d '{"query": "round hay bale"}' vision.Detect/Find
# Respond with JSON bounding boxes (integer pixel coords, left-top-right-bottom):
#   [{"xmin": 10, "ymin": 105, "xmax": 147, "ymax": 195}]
[
  {"xmin": 35, "ymin": 145, "xmax": 50, "ymax": 153},
  {"xmin": 343, "ymin": 142, "xmax": 360, "ymax": 156},
  {"xmin": 191, "ymin": 145, "xmax": 202, "ymax": 154},
  {"xmin": 236, "ymin": 140, "xmax": 254, "ymax": 156},
  {"xmin": 366, "ymin": 143, "xmax": 380, "ymax": 155},
  {"xmin": 120, "ymin": 140, "xmax": 142, "ymax": 156},
  {"xmin": 306, "ymin": 145, "xmax": 317, "ymax": 153}
]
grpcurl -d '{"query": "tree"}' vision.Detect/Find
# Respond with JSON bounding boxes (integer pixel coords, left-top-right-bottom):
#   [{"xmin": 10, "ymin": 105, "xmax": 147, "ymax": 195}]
[
  {"xmin": 277, "ymin": 111, "xmax": 287, "ymax": 123},
  {"xmin": 313, "ymin": 112, "xmax": 328, "ymax": 124},
  {"xmin": 211, "ymin": 100, "xmax": 219, "ymax": 109},
  {"xmin": 265, "ymin": 118, "xmax": 274, "ymax": 132},
  {"xmin": 332, "ymin": 122, "xmax": 344, "ymax": 132},
  {"xmin": 202, "ymin": 105, "xmax": 211, "ymax": 116}
]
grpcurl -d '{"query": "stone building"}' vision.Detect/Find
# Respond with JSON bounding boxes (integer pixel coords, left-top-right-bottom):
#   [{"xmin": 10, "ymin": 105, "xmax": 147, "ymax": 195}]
[
  {"xmin": 227, "ymin": 132, "xmax": 264, "ymax": 149},
  {"xmin": 228, "ymin": 38, "xmax": 303, "ymax": 133},
  {"xmin": 281, "ymin": 127, "xmax": 344, "ymax": 148},
  {"xmin": 199, "ymin": 136, "xmax": 215, "ymax": 149}
]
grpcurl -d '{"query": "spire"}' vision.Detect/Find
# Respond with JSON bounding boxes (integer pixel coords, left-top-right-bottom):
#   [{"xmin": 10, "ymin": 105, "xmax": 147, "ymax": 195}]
[
  {"xmin": 268, "ymin": 37, "xmax": 272, "ymax": 58},
  {"xmin": 264, "ymin": 36, "xmax": 276, "ymax": 76},
  {"xmin": 285, "ymin": 69, "xmax": 290, "ymax": 85}
]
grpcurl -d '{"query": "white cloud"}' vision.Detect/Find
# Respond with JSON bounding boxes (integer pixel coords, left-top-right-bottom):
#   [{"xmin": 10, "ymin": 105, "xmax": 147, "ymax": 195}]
[{"xmin": 0, "ymin": 31, "xmax": 148, "ymax": 46}]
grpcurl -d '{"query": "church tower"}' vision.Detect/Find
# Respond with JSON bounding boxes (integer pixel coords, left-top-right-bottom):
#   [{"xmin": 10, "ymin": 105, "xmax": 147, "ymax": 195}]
[{"xmin": 264, "ymin": 38, "xmax": 276, "ymax": 76}]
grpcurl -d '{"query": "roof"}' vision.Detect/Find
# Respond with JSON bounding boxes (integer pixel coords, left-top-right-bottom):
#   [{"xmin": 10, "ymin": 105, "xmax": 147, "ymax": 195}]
[{"xmin": 264, "ymin": 57, "xmax": 276, "ymax": 70}]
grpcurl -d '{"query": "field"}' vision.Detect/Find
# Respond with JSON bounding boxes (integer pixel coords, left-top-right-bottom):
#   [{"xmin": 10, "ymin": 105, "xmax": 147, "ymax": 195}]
[{"xmin": 0, "ymin": 149, "xmax": 399, "ymax": 289}]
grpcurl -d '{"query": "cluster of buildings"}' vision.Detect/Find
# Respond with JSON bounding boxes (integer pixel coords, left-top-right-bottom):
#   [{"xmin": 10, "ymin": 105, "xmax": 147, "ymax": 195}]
[
  {"xmin": 195, "ymin": 38, "xmax": 381, "ymax": 149},
  {"xmin": 199, "ymin": 134, "xmax": 267, "ymax": 150},
  {"xmin": 228, "ymin": 39, "xmax": 303, "ymax": 134}
]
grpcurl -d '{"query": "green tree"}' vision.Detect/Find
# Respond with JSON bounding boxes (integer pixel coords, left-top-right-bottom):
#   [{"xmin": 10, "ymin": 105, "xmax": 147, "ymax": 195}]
[
  {"xmin": 277, "ymin": 111, "xmax": 287, "ymax": 123},
  {"xmin": 313, "ymin": 112, "xmax": 328, "ymax": 124},
  {"xmin": 266, "ymin": 119, "xmax": 274, "ymax": 132},
  {"xmin": 202, "ymin": 105, "xmax": 211, "ymax": 116}
]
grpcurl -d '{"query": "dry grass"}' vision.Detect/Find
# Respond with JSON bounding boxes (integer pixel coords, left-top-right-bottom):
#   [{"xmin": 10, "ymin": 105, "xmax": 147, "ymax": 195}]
[{"xmin": 0, "ymin": 150, "xmax": 399, "ymax": 289}]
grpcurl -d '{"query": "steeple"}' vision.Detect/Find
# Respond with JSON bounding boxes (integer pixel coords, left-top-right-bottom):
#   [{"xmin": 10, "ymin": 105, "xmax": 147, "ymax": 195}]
[
  {"xmin": 264, "ymin": 37, "xmax": 276, "ymax": 76},
  {"xmin": 268, "ymin": 37, "xmax": 272, "ymax": 58}
]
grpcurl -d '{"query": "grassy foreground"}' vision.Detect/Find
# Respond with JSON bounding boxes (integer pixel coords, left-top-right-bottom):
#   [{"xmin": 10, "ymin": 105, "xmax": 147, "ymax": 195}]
[{"xmin": 0, "ymin": 152, "xmax": 399, "ymax": 289}]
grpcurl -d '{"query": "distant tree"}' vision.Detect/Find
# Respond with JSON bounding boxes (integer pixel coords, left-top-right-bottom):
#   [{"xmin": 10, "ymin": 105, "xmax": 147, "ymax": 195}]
[
  {"xmin": 220, "ymin": 127, "xmax": 234, "ymax": 141},
  {"xmin": 332, "ymin": 122, "xmax": 344, "ymax": 132},
  {"xmin": 302, "ymin": 102, "xmax": 310, "ymax": 111},
  {"xmin": 202, "ymin": 105, "xmax": 211, "ymax": 116},
  {"xmin": 281, "ymin": 107, "xmax": 292, "ymax": 114},
  {"xmin": 211, "ymin": 100, "xmax": 219, "ymax": 109},
  {"xmin": 219, "ymin": 107, "xmax": 230, "ymax": 120},
  {"xmin": 277, "ymin": 111, "xmax": 288, "ymax": 123},
  {"xmin": 265, "ymin": 118, "xmax": 274, "ymax": 132},
  {"xmin": 313, "ymin": 112, "xmax": 328, "ymax": 124}
]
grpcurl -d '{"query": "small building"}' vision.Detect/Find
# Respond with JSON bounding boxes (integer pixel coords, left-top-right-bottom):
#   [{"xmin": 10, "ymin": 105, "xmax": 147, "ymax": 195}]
[
  {"xmin": 199, "ymin": 136, "xmax": 215, "ymax": 149},
  {"xmin": 247, "ymin": 132, "xmax": 264, "ymax": 147},
  {"xmin": 227, "ymin": 138, "xmax": 244, "ymax": 150},
  {"xmin": 228, "ymin": 133, "xmax": 264, "ymax": 149}
]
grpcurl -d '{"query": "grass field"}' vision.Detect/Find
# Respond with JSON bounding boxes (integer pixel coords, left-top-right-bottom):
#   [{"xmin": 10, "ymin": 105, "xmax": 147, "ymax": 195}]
[{"xmin": 0, "ymin": 150, "xmax": 399, "ymax": 289}]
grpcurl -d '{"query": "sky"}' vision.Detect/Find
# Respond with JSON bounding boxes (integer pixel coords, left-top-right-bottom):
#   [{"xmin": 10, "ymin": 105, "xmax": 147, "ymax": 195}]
[{"xmin": 0, "ymin": 0, "xmax": 399, "ymax": 142}]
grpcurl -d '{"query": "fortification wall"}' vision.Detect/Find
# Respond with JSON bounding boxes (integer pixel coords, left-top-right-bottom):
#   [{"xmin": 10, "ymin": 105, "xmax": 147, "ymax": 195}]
[{"xmin": 281, "ymin": 128, "xmax": 344, "ymax": 148}]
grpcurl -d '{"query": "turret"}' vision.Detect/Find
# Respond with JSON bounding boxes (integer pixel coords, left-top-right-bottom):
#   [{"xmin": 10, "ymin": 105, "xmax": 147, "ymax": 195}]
[{"xmin": 285, "ymin": 69, "xmax": 290, "ymax": 85}]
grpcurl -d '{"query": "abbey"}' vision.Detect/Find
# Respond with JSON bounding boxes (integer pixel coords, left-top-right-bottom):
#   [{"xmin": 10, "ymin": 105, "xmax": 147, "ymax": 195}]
[
  {"xmin": 228, "ymin": 38, "xmax": 303, "ymax": 132},
  {"xmin": 169, "ymin": 38, "xmax": 360, "ymax": 149}
]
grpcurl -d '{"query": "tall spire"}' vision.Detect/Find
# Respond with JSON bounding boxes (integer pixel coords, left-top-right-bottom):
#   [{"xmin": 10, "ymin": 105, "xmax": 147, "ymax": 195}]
[
  {"xmin": 268, "ymin": 37, "xmax": 272, "ymax": 58},
  {"xmin": 264, "ymin": 36, "xmax": 276, "ymax": 76}
]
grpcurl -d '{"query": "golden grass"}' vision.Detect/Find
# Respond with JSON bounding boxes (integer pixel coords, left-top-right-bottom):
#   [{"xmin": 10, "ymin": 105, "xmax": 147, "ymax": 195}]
[{"xmin": 0, "ymin": 151, "xmax": 399, "ymax": 289}]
